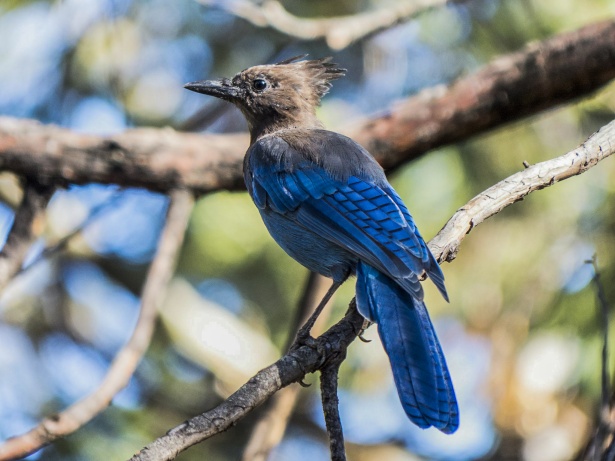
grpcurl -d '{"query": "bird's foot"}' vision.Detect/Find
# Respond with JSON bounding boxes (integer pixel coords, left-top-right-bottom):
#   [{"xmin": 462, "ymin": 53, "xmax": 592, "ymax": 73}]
[{"xmin": 292, "ymin": 324, "xmax": 318, "ymax": 350}]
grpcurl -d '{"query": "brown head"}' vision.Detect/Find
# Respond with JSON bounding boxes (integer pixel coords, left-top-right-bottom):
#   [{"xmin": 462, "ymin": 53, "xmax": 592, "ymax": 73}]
[{"xmin": 184, "ymin": 56, "xmax": 346, "ymax": 142}]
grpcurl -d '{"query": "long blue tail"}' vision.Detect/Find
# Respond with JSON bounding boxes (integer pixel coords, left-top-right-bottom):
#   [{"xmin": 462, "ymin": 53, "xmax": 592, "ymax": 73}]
[{"xmin": 356, "ymin": 261, "xmax": 459, "ymax": 433}]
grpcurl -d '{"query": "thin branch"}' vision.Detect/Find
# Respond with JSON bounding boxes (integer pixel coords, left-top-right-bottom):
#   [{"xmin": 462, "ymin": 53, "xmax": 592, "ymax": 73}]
[
  {"xmin": 592, "ymin": 256, "xmax": 611, "ymax": 427},
  {"xmin": 1, "ymin": 20, "xmax": 614, "ymax": 194},
  {"xmin": 320, "ymin": 361, "xmax": 347, "ymax": 461},
  {"xmin": 0, "ymin": 189, "xmax": 194, "ymax": 461},
  {"xmin": 196, "ymin": 0, "xmax": 451, "ymax": 50},
  {"xmin": 580, "ymin": 256, "xmax": 614, "ymax": 461},
  {"xmin": 429, "ymin": 119, "xmax": 615, "ymax": 263},
  {"xmin": 18, "ymin": 188, "xmax": 125, "ymax": 275},
  {"xmin": 0, "ymin": 179, "xmax": 53, "ymax": 291},
  {"xmin": 595, "ymin": 254, "xmax": 611, "ymax": 461},
  {"xmin": 128, "ymin": 117, "xmax": 615, "ymax": 461}
]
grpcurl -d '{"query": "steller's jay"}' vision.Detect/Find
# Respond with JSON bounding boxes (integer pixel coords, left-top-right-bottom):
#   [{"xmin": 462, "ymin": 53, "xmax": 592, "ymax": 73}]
[{"xmin": 185, "ymin": 56, "xmax": 459, "ymax": 433}]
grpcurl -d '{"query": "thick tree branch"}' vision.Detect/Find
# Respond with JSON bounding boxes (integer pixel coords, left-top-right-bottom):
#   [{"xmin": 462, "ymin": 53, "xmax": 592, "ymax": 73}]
[
  {"xmin": 0, "ymin": 189, "xmax": 194, "ymax": 461},
  {"xmin": 0, "ymin": 20, "xmax": 614, "ymax": 194},
  {"xmin": 196, "ymin": 0, "xmax": 450, "ymax": 50},
  {"xmin": 0, "ymin": 119, "xmax": 247, "ymax": 194},
  {"xmin": 127, "ymin": 118, "xmax": 615, "ymax": 461}
]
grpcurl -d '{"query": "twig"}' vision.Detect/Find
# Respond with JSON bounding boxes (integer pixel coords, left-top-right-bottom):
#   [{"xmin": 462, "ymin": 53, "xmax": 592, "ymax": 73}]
[
  {"xmin": 0, "ymin": 189, "xmax": 195, "ymax": 461},
  {"xmin": 320, "ymin": 361, "xmax": 347, "ymax": 461},
  {"xmin": 242, "ymin": 272, "xmax": 331, "ymax": 461},
  {"xmin": 18, "ymin": 188, "xmax": 125, "ymax": 275},
  {"xmin": 591, "ymin": 256, "xmax": 611, "ymax": 429},
  {"xmin": 580, "ymin": 256, "xmax": 614, "ymax": 461},
  {"xmin": 196, "ymin": 0, "xmax": 452, "ymax": 50},
  {"xmin": 1, "ymin": 20, "xmax": 614, "ymax": 194},
  {"xmin": 0, "ymin": 180, "xmax": 54, "ymax": 291},
  {"xmin": 429, "ymin": 119, "xmax": 615, "ymax": 263},
  {"xmin": 128, "ymin": 118, "xmax": 615, "ymax": 461}
]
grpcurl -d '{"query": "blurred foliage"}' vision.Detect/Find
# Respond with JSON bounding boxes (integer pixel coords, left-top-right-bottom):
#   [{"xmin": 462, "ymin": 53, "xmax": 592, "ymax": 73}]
[{"xmin": 0, "ymin": 0, "xmax": 615, "ymax": 460}]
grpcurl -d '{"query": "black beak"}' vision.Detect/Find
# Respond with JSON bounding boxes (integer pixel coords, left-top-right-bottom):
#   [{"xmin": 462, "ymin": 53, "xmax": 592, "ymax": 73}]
[{"xmin": 183, "ymin": 79, "xmax": 242, "ymax": 102}]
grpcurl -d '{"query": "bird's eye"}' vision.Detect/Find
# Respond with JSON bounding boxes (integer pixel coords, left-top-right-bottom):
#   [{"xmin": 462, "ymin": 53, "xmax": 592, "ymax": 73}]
[{"xmin": 252, "ymin": 78, "xmax": 268, "ymax": 92}]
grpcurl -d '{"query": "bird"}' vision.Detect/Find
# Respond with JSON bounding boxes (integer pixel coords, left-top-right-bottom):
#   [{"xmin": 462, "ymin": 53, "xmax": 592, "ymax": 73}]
[{"xmin": 184, "ymin": 56, "xmax": 459, "ymax": 433}]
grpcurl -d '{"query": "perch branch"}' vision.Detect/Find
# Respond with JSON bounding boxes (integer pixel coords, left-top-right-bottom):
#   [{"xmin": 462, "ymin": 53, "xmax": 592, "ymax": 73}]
[{"xmin": 0, "ymin": 189, "xmax": 194, "ymax": 461}]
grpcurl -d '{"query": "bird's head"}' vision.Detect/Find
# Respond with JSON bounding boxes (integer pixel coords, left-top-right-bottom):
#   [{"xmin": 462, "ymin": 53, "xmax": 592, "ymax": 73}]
[{"xmin": 185, "ymin": 56, "xmax": 345, "ymax": 140}]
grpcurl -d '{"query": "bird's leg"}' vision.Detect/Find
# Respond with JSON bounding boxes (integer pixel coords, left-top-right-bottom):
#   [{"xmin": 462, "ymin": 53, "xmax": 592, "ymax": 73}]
[{"xmin": 295, "ymin": 279, "xmax": 343, "ymax": 343}]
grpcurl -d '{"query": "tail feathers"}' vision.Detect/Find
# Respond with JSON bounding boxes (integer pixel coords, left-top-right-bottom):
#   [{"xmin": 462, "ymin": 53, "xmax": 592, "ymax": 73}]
[{"xmin": 356, "ymin": 262, "xmax": 459, "ymax": 433}]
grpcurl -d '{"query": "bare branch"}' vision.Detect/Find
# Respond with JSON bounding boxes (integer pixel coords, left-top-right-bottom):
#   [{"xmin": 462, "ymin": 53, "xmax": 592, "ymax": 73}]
[
  {"xmin": 0, "ymin": 189, "xmax": 194, "ymax": 461},
  {"xmin": 127, "ymin": 119, "xmax": 615, "ymax": 461},
  {"xmin": 17, "ymin": 188, "xmax": 125, "ymax": 277},
  {"xmin": 0, "ymin": 180, "xmax": 53, "ymax": 291},
  {"xmin": 320, "ymin": 362, "xmax": 347, "ymax": 461},
  {"xmin": 1, "ymin": 20, "xmax": 614, "ymax": 194},
  {"xmin": 429, "ymin": 119, "xmax": 615, "ymax": 263},
  {"xmin": 196, "ymin": 0, "xmax": 449, "ymax": 50},
  {"xmin": 579, "ymin": 256, "xmax": 615, "ymax": 461},
  {"xmin": 0, "ymin": 118, "xmax": 246, "ymax": 194}
]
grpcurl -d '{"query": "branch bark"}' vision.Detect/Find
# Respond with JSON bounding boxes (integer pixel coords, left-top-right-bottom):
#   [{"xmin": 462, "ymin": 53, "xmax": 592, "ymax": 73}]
[
  {"xmin": 127, "ymin": 117, "xmax": 615, "ymax": 461},
  {"xmin": 0, "ymin": 20, "xmax": 613, "ymax": 195},
  {"xmin": 0, "ymin": 189, "xmax": 195, "ymax": 461},
  {"xmin": 320, "ymin": 361, "xmax": 347, "ymax": 461}
]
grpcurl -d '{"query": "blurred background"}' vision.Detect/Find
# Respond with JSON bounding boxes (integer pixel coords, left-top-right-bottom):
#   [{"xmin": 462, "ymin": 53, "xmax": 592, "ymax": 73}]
[{"xmin": 1, "ymin": 0, "xmax": 615, "ymax": 460}]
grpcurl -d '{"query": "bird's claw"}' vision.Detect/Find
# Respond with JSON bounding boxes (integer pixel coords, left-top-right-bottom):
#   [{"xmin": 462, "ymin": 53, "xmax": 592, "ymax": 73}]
[
  {"xmin": 358, "ymin": 332, "xmax": 371, "ymax": 343},
  {"xmin": 298, "ymin": 379, "xmax": 312, "ymax": 388},
  {"xmin": 358, "ymin": 319, "xmax": 373, "ymax": 342}
]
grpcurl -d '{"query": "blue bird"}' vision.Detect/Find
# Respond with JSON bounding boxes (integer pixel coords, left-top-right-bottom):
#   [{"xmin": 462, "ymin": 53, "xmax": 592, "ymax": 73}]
[{"xmin": 185, "ymin": 56, "xmax": 459, "ymax": 433}]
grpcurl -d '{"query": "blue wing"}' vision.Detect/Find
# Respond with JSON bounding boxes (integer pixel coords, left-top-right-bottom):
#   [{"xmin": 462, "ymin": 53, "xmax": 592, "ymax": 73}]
[{"xmin": 246, "ymin": 139, "xmax": 446, "ymax": 300}]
